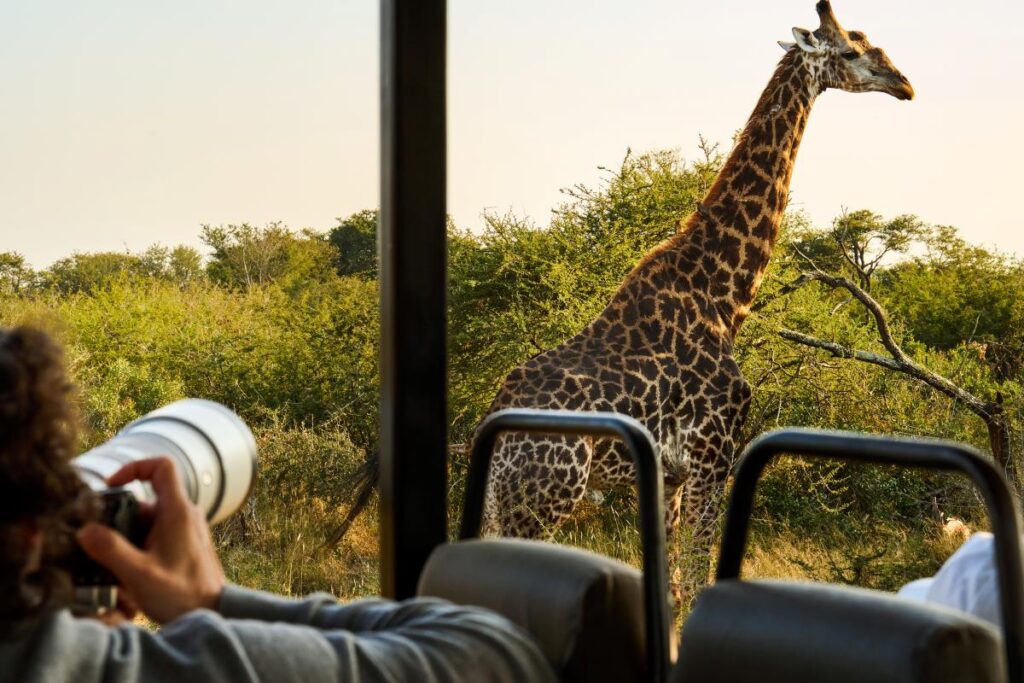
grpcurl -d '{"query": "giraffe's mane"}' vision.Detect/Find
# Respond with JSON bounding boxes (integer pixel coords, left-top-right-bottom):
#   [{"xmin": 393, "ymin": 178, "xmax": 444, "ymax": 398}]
[
  {"xmin": 710, "ymin": 49, "xmax": 803, "ymax": 194},
  {"xmin": 630, "ymin": 214, "xmax": 700, "ymax": 272},
  {"xmin": 627, "ymin": 49, "xmax": 804, "ymax": 278}
]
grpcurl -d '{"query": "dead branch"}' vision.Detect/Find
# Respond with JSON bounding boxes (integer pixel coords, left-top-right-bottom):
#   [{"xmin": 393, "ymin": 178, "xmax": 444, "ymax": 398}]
[{"xmin": 780, "ymin": 272, "xmax": 1016, "ymax": 487}]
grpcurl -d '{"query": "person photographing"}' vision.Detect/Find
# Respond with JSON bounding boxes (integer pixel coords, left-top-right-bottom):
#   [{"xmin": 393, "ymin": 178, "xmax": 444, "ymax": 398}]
[{"xmin": 0, "ymin": 326, "xmax": 554, "ymax": 683}]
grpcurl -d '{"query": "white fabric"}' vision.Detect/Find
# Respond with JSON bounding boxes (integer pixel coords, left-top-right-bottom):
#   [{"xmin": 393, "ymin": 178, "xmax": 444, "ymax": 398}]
[
  {"xmin": 896, "ymin": 577, "xmax": 934, "ymax": 603},
  {"xmin": 897, "ymin": 532, "xmax": 1002, "ymax": 627}
]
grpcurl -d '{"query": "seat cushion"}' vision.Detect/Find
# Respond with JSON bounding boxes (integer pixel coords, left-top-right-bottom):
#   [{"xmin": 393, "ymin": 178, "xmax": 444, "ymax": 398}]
[
  {"xmin": 674, "ymin": 579, "xmax": 1005, "ymax": 683},
  {"xmin": 418, "ymin": 539, "xmax": 646, "ymax": 683}
]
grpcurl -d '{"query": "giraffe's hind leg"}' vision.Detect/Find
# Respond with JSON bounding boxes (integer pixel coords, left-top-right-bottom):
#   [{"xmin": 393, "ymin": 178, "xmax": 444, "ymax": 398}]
[
  {"xmin": 663, "ymin": 483, "xmax": 686, "ymax": 610},
  {"xmin": 483, "ymin": 433, "xmax": 593, "ymax": 539}
]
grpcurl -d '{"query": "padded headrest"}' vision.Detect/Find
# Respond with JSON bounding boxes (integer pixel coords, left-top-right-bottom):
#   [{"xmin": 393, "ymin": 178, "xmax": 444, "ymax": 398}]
[
  {"xmin": 418, "ymin": 539, "xmax": 646, "ymax": 683},
  {"xmin": 675, "ymin": 579, "xmax": 1005, "ymax": 683}
]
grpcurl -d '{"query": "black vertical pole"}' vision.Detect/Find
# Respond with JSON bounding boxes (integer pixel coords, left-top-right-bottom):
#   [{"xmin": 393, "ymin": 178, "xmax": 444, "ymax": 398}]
[{"xmin": 379, "ymin": 0, "xmax": 448, "ymax": 599}]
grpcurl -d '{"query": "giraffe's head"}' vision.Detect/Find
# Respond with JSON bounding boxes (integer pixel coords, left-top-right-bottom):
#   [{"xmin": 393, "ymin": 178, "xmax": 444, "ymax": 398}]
[{"xmin": 780, "ymin": 1, "xmax": 914, "ymax": 101}]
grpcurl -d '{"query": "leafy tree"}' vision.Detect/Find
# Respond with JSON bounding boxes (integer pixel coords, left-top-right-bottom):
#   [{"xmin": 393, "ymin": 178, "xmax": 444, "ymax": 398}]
[
  {"xmin": 884, "ymin": 226, "xmax": 1024, "ymax": 380},
  {"xmin": 202, "ymin": 223, "xmax": 292, "ymax": 288},
  {"xmin": 202, "ymin": 223, "xmax": 337, "ymax": 292},
  {"xmin": 43, "ymin": 251, "xmax": 145, "ymax": 294},
  {"xmin": 169, "ymin": 245, "xmax": 206, "ymax": 285},
  {"xmin": 136, "ymin": 245, "xmax": 207, "ymax": 286},
  {"xmin": 0, "ymin": 252, "xmax": 34, "ymax": 294},
  {"xmin": 39, "ymin": 245, "xmax": 207, "ymax": 294},
  {"xmin": 329, "ymin": 210, "xmax": 378, "ymax": 277}
]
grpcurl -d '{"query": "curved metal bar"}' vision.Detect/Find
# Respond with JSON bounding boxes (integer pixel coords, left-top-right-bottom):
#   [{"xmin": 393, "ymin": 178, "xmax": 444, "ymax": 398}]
[
  {"xmin": 461, "ymin": 408, "xmax": 671, "ymax": 683},
  {"xmin": 717, "ymin": 428, "xmax": 1024, "ymax": 683}
]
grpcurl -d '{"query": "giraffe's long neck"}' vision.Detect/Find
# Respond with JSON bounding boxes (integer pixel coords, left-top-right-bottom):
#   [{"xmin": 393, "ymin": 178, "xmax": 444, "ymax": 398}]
[{"xmin": 672, "ymin": 50, "xmax": 819, "ymax": 337}]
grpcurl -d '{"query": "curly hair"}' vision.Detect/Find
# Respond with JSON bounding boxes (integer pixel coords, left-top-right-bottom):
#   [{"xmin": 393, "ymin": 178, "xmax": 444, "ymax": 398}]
[{"xmin": 0, "ymin": 327, "xmax": 96, "ymax": 623}]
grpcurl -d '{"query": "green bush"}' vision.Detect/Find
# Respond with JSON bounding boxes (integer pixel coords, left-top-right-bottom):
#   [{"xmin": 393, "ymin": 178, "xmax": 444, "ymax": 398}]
[{"xmin": 1, "ymin": 145, "xmax": 1019, "ymax": 602}]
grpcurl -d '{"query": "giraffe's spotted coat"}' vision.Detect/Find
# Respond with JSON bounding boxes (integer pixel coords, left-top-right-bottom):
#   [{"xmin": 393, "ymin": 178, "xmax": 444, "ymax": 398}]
[{"xmin": 475, "ymin": 1, "xmax": 914, "ymax": 594}]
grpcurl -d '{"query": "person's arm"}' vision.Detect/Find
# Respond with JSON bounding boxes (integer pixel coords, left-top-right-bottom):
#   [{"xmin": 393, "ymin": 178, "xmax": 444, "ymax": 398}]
[
  {"xmin": 225, "ymin": 592, "xmax": 553, "ymax": 681},
  {"xmin": 75, "ymin": 457, "xmax": 555, "ymax": 682},
  {"xmin": 82, "ymin": 593, "xmax": 553, "ymax": 683}
]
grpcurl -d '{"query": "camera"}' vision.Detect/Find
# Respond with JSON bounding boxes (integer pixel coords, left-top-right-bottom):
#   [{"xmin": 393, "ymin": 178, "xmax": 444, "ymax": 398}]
[{"xmin": 68, "ymin": 399, "xmax": 258, "ymax": 613}]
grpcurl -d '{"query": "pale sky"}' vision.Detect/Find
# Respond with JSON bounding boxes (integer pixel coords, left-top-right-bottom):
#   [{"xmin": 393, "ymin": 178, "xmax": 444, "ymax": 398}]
[{"xmin": 2, "ymin": 1, "xmax": 1022, "ymax": 267}]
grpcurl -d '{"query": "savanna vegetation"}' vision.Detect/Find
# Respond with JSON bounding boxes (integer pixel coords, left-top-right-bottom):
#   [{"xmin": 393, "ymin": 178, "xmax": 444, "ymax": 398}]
[{"xmin": 2, "ymin": 143, "xmax": 1021, "ymax": 609}]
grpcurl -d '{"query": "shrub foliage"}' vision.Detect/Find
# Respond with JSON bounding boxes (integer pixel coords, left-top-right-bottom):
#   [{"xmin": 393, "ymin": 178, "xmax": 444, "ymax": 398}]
[{"xmin": 2, "ymin": 145, "xmax": 1020, "ymax": 598}]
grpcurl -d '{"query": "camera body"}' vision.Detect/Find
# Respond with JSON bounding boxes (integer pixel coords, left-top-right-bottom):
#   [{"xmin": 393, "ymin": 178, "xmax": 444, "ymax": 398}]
[
  {"xmin": 67, "ymin": 489, "xmax": 150, "ymax": 613},
  {"xmin": 70, "ymin": 399, "xmax": 257, "ymax": 613}
]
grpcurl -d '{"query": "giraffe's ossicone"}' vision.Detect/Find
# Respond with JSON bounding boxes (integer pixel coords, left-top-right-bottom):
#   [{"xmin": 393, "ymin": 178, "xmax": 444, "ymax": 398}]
[{"xmin": 476, "ymin": 0, "xmax": 914, "ymax": 601}]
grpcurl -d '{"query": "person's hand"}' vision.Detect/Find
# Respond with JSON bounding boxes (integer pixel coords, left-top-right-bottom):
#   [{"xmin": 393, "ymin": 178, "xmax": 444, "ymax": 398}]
[
  {"xmin": 76, "ymin": 457, "xmax": 226, "ymax": 624},
  {"xmin": 86, "ymin": 605, "xmax": 136, "ymax": 627},
  {"xmin": 93, "ymin": 611, "xmax": 132, "ymax": 626},
  {"xmin": 79, "ymin": 591, "xmax": 139, "ymax": 627}
]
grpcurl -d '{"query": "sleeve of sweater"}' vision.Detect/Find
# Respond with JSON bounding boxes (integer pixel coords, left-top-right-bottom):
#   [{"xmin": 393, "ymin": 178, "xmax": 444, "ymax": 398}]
[{"xmin": 100, "ymin": 585, "xmax": 556, "ymax": 683}]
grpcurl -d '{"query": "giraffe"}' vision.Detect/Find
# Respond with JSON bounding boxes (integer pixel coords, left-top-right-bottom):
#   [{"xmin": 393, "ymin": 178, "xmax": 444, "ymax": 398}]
[{"xmin": 478, "ymin": 1, "xmax": 914, "ymax": 597}]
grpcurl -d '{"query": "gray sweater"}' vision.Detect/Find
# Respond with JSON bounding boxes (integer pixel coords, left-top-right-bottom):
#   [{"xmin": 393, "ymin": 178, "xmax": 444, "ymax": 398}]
[{"xmin": 0, "ymin": 585, "xmax": 557, "ymax": 683}]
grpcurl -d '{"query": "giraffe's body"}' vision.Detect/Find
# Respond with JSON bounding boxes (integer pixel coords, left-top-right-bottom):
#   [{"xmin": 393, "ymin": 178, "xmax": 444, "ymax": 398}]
[{"xmin": 479, "ymin": 1, "xmax": 914, "ymax": 592}]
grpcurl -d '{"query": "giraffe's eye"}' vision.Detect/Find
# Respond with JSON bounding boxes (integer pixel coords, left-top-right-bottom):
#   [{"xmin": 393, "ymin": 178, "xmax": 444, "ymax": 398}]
[{"xmin": 841, "ymin": 51, "xmax": 860, "ymax": 61}]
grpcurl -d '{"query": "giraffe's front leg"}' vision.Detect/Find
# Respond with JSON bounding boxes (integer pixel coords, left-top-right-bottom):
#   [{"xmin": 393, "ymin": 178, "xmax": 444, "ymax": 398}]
[{"xmin": 677, "ymin": 451, "xmax": 732, "ymax": 610}]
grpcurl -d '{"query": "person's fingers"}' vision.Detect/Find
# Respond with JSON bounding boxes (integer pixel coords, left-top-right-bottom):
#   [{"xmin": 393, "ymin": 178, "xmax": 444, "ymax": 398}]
[
  {"xmin": 116, "ymin": 583, "xmax": 143, "ymax": 622},
  {"xmin": 118, "ymin": 593, "xmax": 139, "ymax": 620},
  {"xmin": 105, "ymin": 457, "xmax": 166, "ymax": 486},
  {"xmin": 103, "ymin": 610, "xmax": 130, "ymax": 627},
  {"xmin": 84, "ymin": 610, "xmax": 130, "ymax": 627},
  {"xmin": 107, "ymin": 457, "xmax": 188, "ymax": 510},
  {"xmin": 144, "ymin": 458, "xmax": 188, "ymax": 507},
  {"xmin": 76, "ymin": 523, "xmax": 152, "ymax": 588},
  {"xmin": 135, "ymin": 500, "xmax": 156, "ymax": 524}
]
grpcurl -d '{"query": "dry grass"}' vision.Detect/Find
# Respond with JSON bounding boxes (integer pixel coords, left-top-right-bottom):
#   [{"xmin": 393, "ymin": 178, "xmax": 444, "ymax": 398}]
[
  {"xmin": 217, "ymin": 474, "xmax": 977, "ymax": 619},
  {"xmin": 218, "ymin": 497, "xmax": 380, "ymax": 601},
  {"xmin": 744, "ymin": 521, "xmax": 971, "ymax": 591}
]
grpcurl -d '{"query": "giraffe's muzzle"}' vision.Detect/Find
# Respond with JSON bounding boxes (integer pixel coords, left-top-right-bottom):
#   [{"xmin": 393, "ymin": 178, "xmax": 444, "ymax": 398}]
[{"xmin": 890, "ymin": 74, "xmax": 915, "ymax": 101}]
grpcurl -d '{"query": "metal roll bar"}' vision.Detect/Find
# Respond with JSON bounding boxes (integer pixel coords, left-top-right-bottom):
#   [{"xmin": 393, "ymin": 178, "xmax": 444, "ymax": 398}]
[
  {"xmin": 717, "ymin": 428, "xmax": 1024, "ymax": 683},
  {"xmin": 378, "ymin": 0, "xmax": 449, "ymax": 600},
  {"xmin": 460, "ymin": 408, "xmax": 672, "ymax": 683}
]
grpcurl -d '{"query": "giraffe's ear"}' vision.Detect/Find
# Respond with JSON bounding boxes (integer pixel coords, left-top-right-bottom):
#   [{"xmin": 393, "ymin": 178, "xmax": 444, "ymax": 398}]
[
  {"xmin": 777, "ymin": 41, "xmax": 797, "ymax": 52},
  {"xmin": 791, "ymin": 27, "xmax": 821, "ymax": 53}
]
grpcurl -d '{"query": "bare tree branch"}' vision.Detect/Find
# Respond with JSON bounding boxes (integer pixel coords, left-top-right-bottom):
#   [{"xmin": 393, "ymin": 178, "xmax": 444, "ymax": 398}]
[
  {"xmin": 779, "ymin": 271, "xmax": 1016, "ymax": 487},
  {"xmin": 778, "ymin": 328, "xmax": 993, "ymax": 421},
  {"xmin": 781, "ymin": 274, "xmax": 996, "ymax": 420},
  {"xmin": 797, "ymin": 271, "xmax": 909, "ymax": 362},
  {"xmin": 779, "ymin": 329, "xmax": 902, "ymax": 371}
]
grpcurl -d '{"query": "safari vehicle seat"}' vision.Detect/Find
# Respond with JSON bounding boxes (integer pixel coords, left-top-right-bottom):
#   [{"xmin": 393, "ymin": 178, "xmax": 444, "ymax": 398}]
[
  {"xmin": 674, "ymin": 579, "xmax": 1004, "ymax": 683},
  {"xmin": 418, "ymin": 409, "xmax": 674, "ymax": 682},
  {"xmin": 418, "ymin": 538, "xmax": 647, "ymax": 683},
  {"xmin": 672, "ymin": 428, "xmax": 1024, "ymax": 683}
]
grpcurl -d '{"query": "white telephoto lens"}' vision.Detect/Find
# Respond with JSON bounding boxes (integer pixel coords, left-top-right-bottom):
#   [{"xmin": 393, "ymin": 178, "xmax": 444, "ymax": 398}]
[{"xmin": 73, "ymin": 399, "xmax": 257, "ymax": 524}]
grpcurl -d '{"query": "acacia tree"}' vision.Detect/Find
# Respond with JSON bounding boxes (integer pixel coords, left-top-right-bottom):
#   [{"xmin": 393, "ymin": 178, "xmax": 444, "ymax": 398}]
[{"xmin": 789, "ymin": 209, "xmax": 927, "ymax": 293}]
